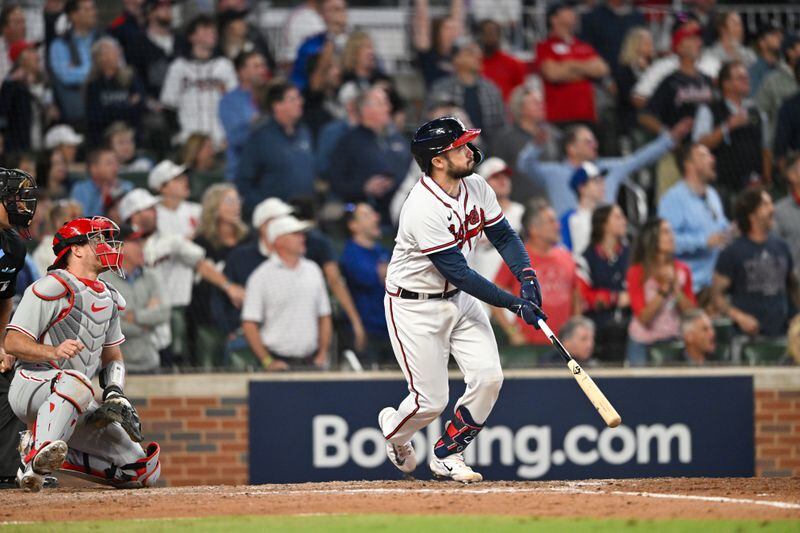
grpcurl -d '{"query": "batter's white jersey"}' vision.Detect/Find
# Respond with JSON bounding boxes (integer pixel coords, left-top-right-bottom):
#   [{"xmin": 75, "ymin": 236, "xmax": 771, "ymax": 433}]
[{"xmin": 386, "ymin": 174, "xmax": 505, "ymax": 295}]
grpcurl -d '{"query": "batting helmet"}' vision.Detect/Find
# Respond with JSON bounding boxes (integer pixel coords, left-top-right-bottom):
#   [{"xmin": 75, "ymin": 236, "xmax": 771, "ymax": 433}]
[
  {"xmin": 51, "ymin": 217, "xmax": 125, "ymax": 277},
  {"xmin": 410, "ymin": 116, "xmax": 484, "ymax": 173},
  {"xmin": 0, "ymin": 168, "xmax": 37, "ymax": 235}
]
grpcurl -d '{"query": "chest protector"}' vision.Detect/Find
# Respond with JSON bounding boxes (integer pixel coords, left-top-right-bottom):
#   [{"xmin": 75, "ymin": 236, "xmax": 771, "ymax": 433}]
[{"xmin": 33, "ymin": 269, "xmax": 124, "ymax": 379}]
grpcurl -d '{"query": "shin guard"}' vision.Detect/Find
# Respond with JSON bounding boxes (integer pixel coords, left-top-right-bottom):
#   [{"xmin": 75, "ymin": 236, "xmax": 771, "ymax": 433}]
[
  {"xmin": 433, "ymin": 406, "xmax": 483, "ymax": 459},
  {"xmin": 61, "ymin": 442, "xmax": 161, "ymax": 488}
]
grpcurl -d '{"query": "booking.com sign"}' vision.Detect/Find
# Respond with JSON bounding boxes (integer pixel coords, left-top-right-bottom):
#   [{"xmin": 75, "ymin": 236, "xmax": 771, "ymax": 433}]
[{"xmin": 250, "ymin": 376, "xmax": 754, "ymax": 483}]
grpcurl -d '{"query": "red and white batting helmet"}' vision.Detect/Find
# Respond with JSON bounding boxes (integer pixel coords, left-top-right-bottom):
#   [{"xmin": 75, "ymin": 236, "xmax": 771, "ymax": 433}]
[{"xmin": 51, "ymin": 217, "xmax": 125, "ymax": 277}]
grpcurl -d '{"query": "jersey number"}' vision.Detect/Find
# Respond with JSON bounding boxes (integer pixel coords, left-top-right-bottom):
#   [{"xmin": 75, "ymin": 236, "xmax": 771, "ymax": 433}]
[{"xmin": 0, "ymin": 281, "xmax": 9, "ymax": 292}]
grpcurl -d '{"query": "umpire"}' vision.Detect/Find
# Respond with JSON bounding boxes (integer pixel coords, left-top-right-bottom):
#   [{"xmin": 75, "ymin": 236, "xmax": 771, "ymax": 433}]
[{"xmin": 0, "ymin": 168, "xmax": 38, "ymax": 488}]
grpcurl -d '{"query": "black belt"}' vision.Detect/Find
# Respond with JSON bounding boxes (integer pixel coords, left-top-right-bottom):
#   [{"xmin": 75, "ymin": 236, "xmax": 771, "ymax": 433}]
[{"xmin": 397, "ymin": 288, "xmax": 459, "ymax": 300}]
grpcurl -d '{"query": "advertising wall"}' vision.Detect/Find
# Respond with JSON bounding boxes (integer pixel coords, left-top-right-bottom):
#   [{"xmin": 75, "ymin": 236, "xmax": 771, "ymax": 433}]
[{"xmin": 249, "ymin": 376, "xmax": 754, "ymax": 483}]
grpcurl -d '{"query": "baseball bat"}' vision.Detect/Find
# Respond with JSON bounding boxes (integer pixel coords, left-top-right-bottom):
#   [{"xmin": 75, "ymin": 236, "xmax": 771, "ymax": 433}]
[{"xmin": 537, "ymin": 319, "xmax": 622, "ymax": 428}]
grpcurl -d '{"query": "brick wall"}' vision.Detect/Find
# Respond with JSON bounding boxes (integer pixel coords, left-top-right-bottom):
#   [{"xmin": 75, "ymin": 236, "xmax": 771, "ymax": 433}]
[
  {"xmin": 133, "ymin": 396, "xmax": 249, "ymax": 486},
  {"xmin": 754, "ymin": 389, "xmax": 800, "ymax": 477}
]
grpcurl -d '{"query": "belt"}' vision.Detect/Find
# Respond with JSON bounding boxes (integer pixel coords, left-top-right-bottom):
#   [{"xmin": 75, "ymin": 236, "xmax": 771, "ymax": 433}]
[{"xmin": 397, "ymin": 288, "xmax": 460, "ymax": 300}]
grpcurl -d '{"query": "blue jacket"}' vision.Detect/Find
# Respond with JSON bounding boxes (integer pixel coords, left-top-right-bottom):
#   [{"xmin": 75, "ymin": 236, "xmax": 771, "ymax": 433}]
[
  {"xmin": 316, "ymin": 118, "xmax": 351, "ymax": 176},
  {"xmin": 236, "ymin": 118, "xmax": 316, "ymax": 212},
  {"xmin": 290, "ymin": 33, "xmax": 325, "ymax": 91},
  {"xmin": 658, "ymin": 181, "xmax": 729, "ymax": 292},
  {"xmin": 70, "ymin": 178, "xmax": 134, "ymax": 218},
  {"xmin": 213, "ymin": 239, "xmax": 267, "ymax": 334},
  {"xmin": 49, "ymin": 31, "xmax": 96, "ymax": 124},
  {"xmin": 339, "ymin": 239, "xmax": 390, "ymax": 335},
  {"xmin": 219, "ymin": 87, "xmax": 257, "ymax": 182}
]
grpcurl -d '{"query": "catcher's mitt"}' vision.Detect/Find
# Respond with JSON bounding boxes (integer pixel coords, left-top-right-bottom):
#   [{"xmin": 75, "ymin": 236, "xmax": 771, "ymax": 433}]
[{"xmin": 86, "ymin": 391, "xmax": 143, "ymax": 442}]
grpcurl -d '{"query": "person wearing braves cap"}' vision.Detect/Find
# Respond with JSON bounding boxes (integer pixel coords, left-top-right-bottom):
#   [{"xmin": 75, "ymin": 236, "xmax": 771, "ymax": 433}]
[
  {"xmin": 0, "ymin": 168, "xmax": 38, "ymax": 489},
  {"xmin": 5, "ymin": 215, "xmax": 161, "ymax": 492},
  {"xmin": 377, "ymin": 116, "xmax": 546, "ymax": 483},
  {"xmin": 561, "ymin": 161, "xmax": 608, "ymax": 257}
]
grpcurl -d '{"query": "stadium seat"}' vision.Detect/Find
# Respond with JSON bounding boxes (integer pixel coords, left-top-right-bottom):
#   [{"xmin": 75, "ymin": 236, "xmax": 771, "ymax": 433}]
[
  {"xmin": 712, "ymin": 318, "xmax": 735, "ymax": 362},
  {"xmin": 647, "ymin": 341, "xmax": 684, "ymax": 366},
  {"xmin": 741, "ymin": 338, "xmax": 788, "ymax": 366}
]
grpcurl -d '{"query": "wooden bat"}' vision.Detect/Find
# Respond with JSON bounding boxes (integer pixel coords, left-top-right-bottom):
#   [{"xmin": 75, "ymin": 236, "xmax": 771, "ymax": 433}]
[{"xmin": 538, "ymin": 319, "xmax": 622, "ymax": 428}]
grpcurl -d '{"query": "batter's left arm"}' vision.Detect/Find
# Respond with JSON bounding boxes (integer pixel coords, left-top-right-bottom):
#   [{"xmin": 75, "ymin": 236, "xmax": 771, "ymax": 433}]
[{"xmin": 485, "ymin": 219, "xmax": 542, "ymax": 307}]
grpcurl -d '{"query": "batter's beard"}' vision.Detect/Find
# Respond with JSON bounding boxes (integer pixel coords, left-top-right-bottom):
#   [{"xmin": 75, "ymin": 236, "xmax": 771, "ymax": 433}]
[{"xmin": 448, "ymin": 159, "xmax": 476, "ymax": 180}]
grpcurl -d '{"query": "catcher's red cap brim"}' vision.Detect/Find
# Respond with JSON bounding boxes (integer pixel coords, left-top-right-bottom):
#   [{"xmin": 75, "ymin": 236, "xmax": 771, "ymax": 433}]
[{"xmin": 444, "ymin": 128, "xmax": 481, "ymax": 152}]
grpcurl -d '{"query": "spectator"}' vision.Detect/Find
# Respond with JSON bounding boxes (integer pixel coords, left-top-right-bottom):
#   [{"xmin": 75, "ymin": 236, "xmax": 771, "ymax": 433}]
[
  {"xmin": 478, "ymin": 19, "xmax": 525, "ymax": 102},
  {"xmin": 0, "ymin": 5, "xmax": 26, "ymax": 82},
  {"xmin": 339, "ymin": 202, "xmax": 392, "ymax": 368},
  {"xmin": 535, "ymin": 1, "xmax": 609, "ymax": 126},
  {"xmin": 773, "ymin": 63, "xmax": 800, "ymax": 168},
  {"xmin": 303, "ymin": 37, "xmax": 344, "ymax": 139},
  {"xmin": 105, "ymin": 121, "xmax": 153, "ymax": 173},
  {"xmin": 100, "ymin": 226, "xmax": 170, "ymax": 374},
  {"xmin": 216, "ymin": 7, "xmax": 274, "ymax": 70},
  {"xmin": 494, "ymin": 199, "xmax": 580, "ymax": 346},
  {"xmin": 658, "ymin": 143, "xmax": 730, "ymax": 296},
  {"xmin": 138, "ymin": 0, "xmax": 176, "ymax": 101},
  {"xmin": 490, "ymin": 85, "xmax": 559, "ymax": 203},
  {"xmin": 43, "ymin": 124, "xmax": 83, "ymax": 173},
  {"xmin": 0, "ymin": 42, "xmax": 55, "ymax": 154},
  {"xmin": 327, "ymin": 86, "xmax": 409, "ymax": 222},
  {"xmin": 49, "ymin": 0, "xmax": 99, "ymax": 126},
  {"xmin": 31, "ymin": 199, "xmax": 82, "ymax": 275},
  {"xmin": 518, "ymin": 118, "xmax": 692, "ymax": 216},
  {"xmin": 107, "ymin": 0, "xmax": 148, "ymax": 80},
  {"xmin": 712, "ymin": 188, "xmax": 799, "ymax": 338},
  {"xmin": 242, "ymin": 215, "xmax": 332, "ymax": 370},
  {"xmin": 160, "ymin": 14, "xmax": 237, "ymax": 149},
  {"xmin": 776, "ymin": 152, "xmax": 800, "ymax": 279},
  {"xmin": 748, "ymin": 20, "xmax": 783, "ymax": 97},
  {"xmin": 694, "ymin": 61, "xmax": 770, "ymax": 210},
  {"xmin": 580, "ymin": 0, "xmax": 646, "ymax": 75},
  {"xmin": 615, "ymin": 27, "xmax": 655, "ymax": 138},
  {"xmin": 291, "ymin": 0, "xmax": 348, "ymax": 92},
  {"xmin": 427, "ymin": 40, "xmax": 505, "ymax": 142},
  {"xmin": 756, "ymin": 33, "xmax": 800, "ymax": 146},
  {"xmin": 35, "ymin": 149, "xmax": 72, "ymax": 201},
  {"xmin": 561, "ymin": 162, "xmax": 606, "ymax": 257},
  {"xmin": 680, "ymin": 308, "xmax": 716, "ymax": 365},
  {"xmin": 539, "ymin": 316, "xmax": 596, "ymax": 367},
  {"xmin": 577, "ymin": 204, "xmax": 630, "ymax": 361},
  {"xmin": 701, "ymin": 11, "xmax": 756, "ymax": 76},
  {"xmin": 469, "ymin": 157, "xmax": 525, "ymax": 285},
  {"xmin": 148, "ymin": 159, "xmax": 200, "ymax": 239},
  {"xmin": 237, "ymin": 79, "xmax": 314, "ymax": 212},
  {"xmin": 118, "ymin": 188, "xmax": 245, "ymax": 366},
  {"xmin": 189, "ymin": 184, "xmax": 249, "ymax": 368},
  {"xmin": 341, "ymin": 31, "xmax": 389, "ymax": 89},
  {"xmin": 70, "ymin": 147, "xmax": 134, "ymax": 217},
  {"xmin": 315, "ymin": 82, "xmax": 358, "ymax": 177},
  {"xmin": 412, "ymin": 0, "xmax": 464, "ymax": 88},
  {"xmin": 626, "ymin": 218, "xmax": 696, "ymax": 366},
  {"xmin": 219, "ymin": 50, "xmax": 268, "ymax": 182},
  {"xmin": 180, "ymin": 132, "xmax": 218, "ymax": 175},
  {"xmin": 279, "ymin": 0, "xmax": 325, "ymax": 68},
  {"xmin": 85, "ymin": 37, "xmax": 146, "ymax": 147}
]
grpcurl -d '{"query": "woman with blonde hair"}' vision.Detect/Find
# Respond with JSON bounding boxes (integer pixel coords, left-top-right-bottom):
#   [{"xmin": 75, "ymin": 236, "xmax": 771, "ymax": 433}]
[
  {"xmin": 188, "ymin": 184, "xmax": 249, "ymax": 368},
  {"xmin": 85, "ymin": 37, "xmax": 145, "ymax": 147},
  {"xmin": 615, "ymin": 27, "xmax": 654, "ymax": 137}
]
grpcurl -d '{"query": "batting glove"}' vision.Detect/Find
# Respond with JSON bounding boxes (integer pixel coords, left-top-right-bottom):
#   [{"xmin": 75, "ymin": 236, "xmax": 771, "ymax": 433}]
[
  {"xmin": 510, "ymin": 298, "xmax": 548, "ymax": 329},
  {"xmin": 520, "ymin": 268, "xmax": 543, "ymax": 308}
]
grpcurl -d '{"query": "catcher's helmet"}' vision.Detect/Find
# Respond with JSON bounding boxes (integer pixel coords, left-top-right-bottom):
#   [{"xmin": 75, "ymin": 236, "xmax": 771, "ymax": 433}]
[
  {"xmin": 410, "ymin": 116, "xmax": 484, "ymax": 173},
  {"xmin": 51, "ymin": 217, "xmax": 125, "ymax": 277},
  {"xmin": 0, "ymin": 168, "xmax": 37, "ymax": 235}
]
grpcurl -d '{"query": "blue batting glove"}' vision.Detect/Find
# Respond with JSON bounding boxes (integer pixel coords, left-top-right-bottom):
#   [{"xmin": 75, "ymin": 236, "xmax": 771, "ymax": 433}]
[
  {"xmin": 520, "ymin": 268, "xmax": 543, "ymax": 308},
  {"xmin": 510, "ymin": 298, "xmax": 548, "ymax": 329}
]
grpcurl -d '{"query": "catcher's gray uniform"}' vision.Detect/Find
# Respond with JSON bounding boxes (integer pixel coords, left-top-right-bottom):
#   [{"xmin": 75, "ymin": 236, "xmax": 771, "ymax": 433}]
[{"xmin": 7, "ymin": 269, "xmax": 160, "ymax": 487}]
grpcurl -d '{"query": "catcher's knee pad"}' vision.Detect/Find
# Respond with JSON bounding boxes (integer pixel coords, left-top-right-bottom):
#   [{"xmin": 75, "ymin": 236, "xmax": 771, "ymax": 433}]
[
  {"xmin": 433, "ymin": 406, "xmax": 484, "ymax": 459},
  {"xmin": 52, "ymin": 370, "xmax": 95, "ymax": 413}
]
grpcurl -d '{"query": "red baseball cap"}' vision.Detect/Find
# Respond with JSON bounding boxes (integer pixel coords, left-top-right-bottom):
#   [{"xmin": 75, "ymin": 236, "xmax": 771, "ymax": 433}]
[
  {"xmin": 8, "ymin": 41, "xmax": 39, "ymax": 64},
  {"xmin": 672, "ymin": 22, "xmax": 702, "ymax": 53}
]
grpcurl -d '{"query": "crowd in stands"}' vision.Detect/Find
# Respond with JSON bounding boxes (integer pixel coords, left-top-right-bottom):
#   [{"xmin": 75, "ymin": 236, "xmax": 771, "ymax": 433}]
[{"xmin": 0, "ymin": 0, "xmax": 799, "ymax": 372}]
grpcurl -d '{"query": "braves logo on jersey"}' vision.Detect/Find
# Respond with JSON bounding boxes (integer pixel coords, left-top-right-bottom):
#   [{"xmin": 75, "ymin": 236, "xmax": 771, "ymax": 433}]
[{"xmin": 447, "ymin": 206, "xmax": 487, "ymax": 252}]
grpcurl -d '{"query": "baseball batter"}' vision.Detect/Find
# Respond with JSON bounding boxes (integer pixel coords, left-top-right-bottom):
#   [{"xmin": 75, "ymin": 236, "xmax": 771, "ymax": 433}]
[
  {"xmin": 6, "ymin": 217, "xmax": 160, "ymax": 492},
  {"xmin": 379, "ymin": 117, "xmax": 546, "ymax": 482}
]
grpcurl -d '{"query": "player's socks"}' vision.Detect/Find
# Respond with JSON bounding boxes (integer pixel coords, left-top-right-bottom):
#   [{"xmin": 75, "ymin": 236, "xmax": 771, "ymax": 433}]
[{"xmin": 433, "ymin": 406, "xmax": 483, "ymax": 459}]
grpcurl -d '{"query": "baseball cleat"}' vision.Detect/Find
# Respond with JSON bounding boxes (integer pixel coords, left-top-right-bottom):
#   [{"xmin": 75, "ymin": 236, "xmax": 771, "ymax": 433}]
[
  {"xmin": 430, "ymin": 453, "xmax": 483, "ymax": 483},
  {"xmin": 378, "ymin": 407, "xmax": 417, "ymax": 474},
  {"xmin": 17, "ymin": 464, "xmax": 43, "ymax": 493},
  {"xmin": 32, "ymin": 440, "xmax": 68, "ymax": 475}
]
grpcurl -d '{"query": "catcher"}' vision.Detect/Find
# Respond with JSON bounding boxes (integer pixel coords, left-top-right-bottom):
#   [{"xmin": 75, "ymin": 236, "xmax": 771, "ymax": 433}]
[{"xmin": 6, "ymin": 217, "xmax": 160, "ymax": 492}]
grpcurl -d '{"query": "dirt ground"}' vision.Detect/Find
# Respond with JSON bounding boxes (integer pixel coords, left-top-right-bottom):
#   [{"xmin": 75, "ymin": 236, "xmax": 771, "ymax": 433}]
[{"xmin": 3, "ymin": 478, "xmax": 800, "ymax": 523}]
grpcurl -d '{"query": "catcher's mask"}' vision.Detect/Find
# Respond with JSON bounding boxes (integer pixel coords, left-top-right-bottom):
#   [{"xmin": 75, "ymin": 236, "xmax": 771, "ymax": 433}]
[
  {"xmin": 0, "ymin": 168, "xmax": 37, "ymax": 238},
  {"xmin": 51, "ymin": 217, "xmax": 125, "ymax": 278}
]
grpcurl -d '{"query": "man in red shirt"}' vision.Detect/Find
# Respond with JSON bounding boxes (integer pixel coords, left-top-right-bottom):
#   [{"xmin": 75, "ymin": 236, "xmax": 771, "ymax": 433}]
[
  {"xmin": 495, "ymin": 199, "xmax": 581, "ymax": 345},
  {"xmin": 534, "ymin": 1, "xmax": 609, "ymax": 124},
  {"xmin": 479, "ymin": 19, "xmax": 526, "ymax": 102}
]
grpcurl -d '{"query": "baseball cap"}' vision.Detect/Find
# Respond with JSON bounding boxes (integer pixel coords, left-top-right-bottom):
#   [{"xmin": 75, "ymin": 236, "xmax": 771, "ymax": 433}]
[
  {"xmin": 570, "ymin": 161, "xmax": 608, "ymax": 193},
  {"xmin": 148, "ymin": 160, "xmax": 187, "ymax": 191},
  {"xmin": 267, "ymin": 215, "xmax": 312, "ymax": 245},
  {"xmin": 252, "ymin": 197, "xmax": 294, "ymax": 229},
  {"xmin": 44, "ymin": 125, "xmax": 84, "ymax": 150},
  {"xmin": 118, "ymin": 188, "xmax": 159, "ymax": 222},
  {"xmin": 671, "ymin": 20, "xmax": 702, "ymax": 52},
  {"xmin": 476, "ymin": 157, "xmax": 510, "ymax": 179},
  {"xmin": 9, "ymin": 41, "xmax": 39, "ymax": 64}
]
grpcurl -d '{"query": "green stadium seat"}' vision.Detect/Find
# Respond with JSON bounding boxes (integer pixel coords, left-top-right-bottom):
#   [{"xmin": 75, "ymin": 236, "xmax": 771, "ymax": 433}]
[
  {"xmin": 742, "ymin": 338, "xmax": 787, "ymax": 366},
  {"xmin": 648, "ymin": 341, "xmax": 684, "ymax": 366},
  {"xmin": 712, "ymin": 318, "xmax": 735, "ymax": 361}
]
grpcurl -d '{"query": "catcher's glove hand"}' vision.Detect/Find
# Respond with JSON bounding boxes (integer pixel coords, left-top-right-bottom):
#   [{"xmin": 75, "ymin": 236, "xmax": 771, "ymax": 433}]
[{"xmin": 87, "ymin": 387, "xmax": 143, "ymax": 442}]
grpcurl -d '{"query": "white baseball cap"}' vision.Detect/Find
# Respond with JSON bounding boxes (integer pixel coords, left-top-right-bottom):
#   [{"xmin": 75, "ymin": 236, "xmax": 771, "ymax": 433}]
[
  {"xmin": 476, "ymin": 157, "xmax": 510, "ymax": 179},
  {"xmin": 267, "ymin": 215, "xmax": 312, "ymax": 245},
  {"xmin": 118, "ymin": 188, "xmax": 159, "ymax": 222},
  {"xmin": 252, "ymin": 197, "xmax": 294, "ymax": 229},
  {"xmin": 148, "ymin": 160, "xmax": 187, "ymax": 191},
  {"xmin": 44, "ymin": 125, "xmax": 84, "ymax": 149}
]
